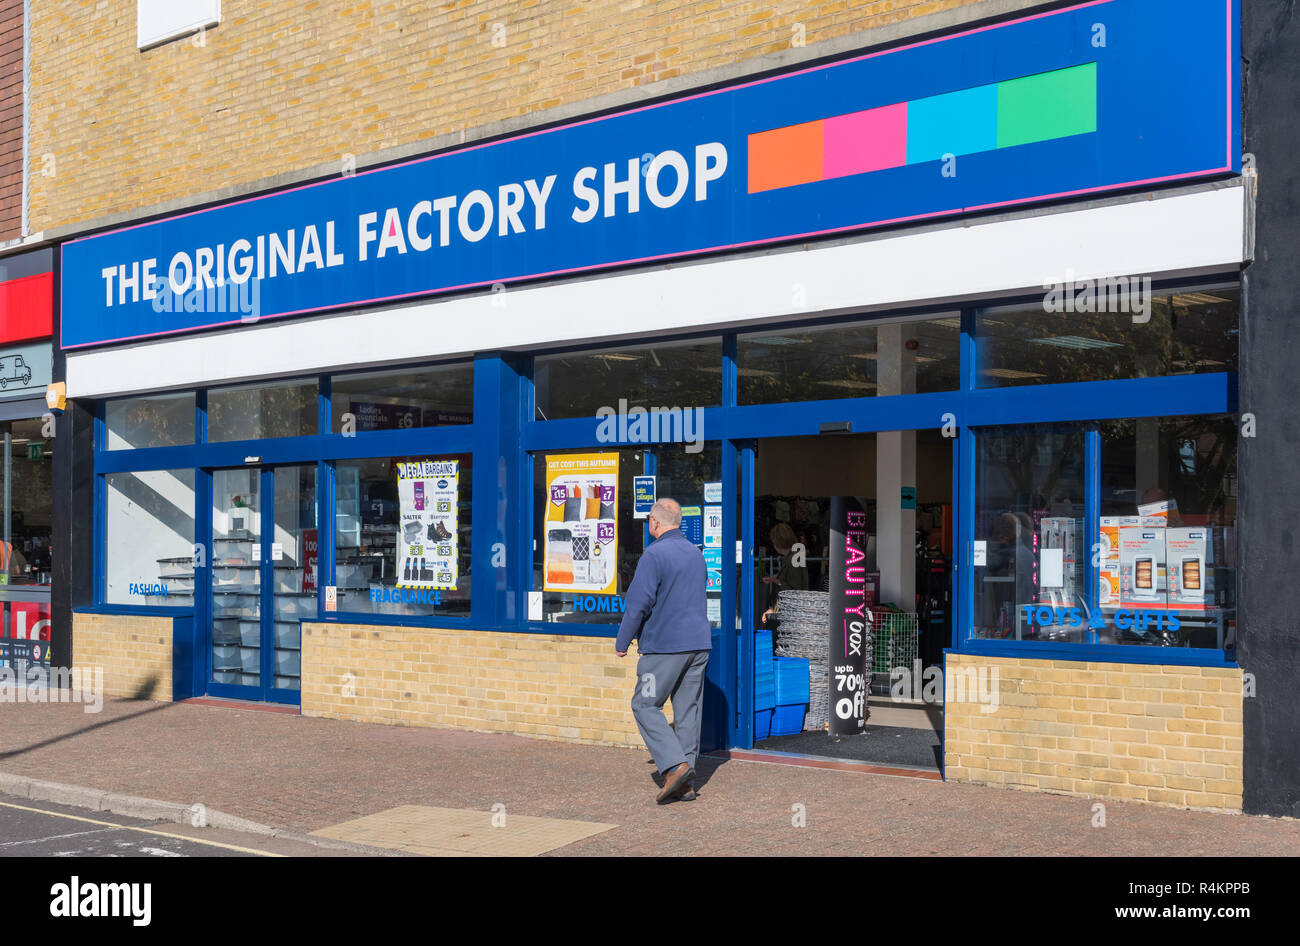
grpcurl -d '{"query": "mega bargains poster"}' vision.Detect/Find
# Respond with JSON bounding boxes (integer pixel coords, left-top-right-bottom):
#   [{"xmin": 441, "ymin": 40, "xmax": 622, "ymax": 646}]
[
  {"xmin": 544, "ymin": 453, "xmax": 618, "ymax": 594},
  {"xmin": 396, "ymin": 459, "xmax": 459, "ymax": 590}
]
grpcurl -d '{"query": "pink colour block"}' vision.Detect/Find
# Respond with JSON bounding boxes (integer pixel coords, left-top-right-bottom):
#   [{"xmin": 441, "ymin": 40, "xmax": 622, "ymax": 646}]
[{"xmin": 822, "ymin": 102, "xmax": 908, "ymax": 180}]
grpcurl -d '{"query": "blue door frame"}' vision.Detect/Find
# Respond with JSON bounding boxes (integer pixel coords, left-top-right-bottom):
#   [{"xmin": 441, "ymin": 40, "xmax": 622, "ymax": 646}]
[{"xmin": 203, "ymin": 464, "xmax": 307, "ymax": 706}]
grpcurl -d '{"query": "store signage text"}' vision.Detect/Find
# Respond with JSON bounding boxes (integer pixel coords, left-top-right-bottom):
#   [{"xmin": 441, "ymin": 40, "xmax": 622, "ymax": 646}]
[
  {"xmin": 572, "ymin": 594, "xmax": 626, "ymax": 613},
  {"xmin": 61, "ymin": 0, "xmax": 1237, "ymax": 349},
  {"xmin": 828, "ymin": 498, "xmax": 869, "ymax": 735},
  {"xmin": 1022, "ymin": 604, "xmax": 1181, "ymax": 633},
  {"xmin": 128, "ymin": 581, "xmax": 171, "ymax": 598},
  {"xmin": 370, "ymin": 587, "xmax": 443, "ymax": 605},
  {"xmin": 95, "ymin": 143, "xmax": 726, "ymax": 313}
]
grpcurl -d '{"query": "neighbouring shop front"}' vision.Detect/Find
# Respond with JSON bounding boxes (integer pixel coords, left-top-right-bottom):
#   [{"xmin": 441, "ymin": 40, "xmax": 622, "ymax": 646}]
[
  {"xmin": 57, "ymin": 0, "xmax": 1253, "ymax": 811},
  {"xmin": 0, "ymin": 248, "xmax": 55, "ymax": 685}
]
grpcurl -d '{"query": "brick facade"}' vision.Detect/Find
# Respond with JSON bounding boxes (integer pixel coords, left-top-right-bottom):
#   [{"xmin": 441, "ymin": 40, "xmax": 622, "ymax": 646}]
[
  {"xmin": 72, "ymin": 612, "xmax": 173, "ymax": 701},
  {"xmin": 301, "ymin": 622, "xmax": 666, "ymax": 746},
  {"xmin": 944, "ymin": 654, "xmax": 1245, "ymax": 813},
  {"xmin": 29, "ymin": 0, "xmax": 987, "ymax": 234},
  {"xmin": 0, "ymin": 0, "xmax": 22, "ymax": 240}
]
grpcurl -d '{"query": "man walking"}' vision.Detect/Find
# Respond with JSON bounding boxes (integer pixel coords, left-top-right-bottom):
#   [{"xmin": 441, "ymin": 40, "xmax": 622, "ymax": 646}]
[{"xmin": 615, "ymin": 498, "xmax": 712, "ymax": 804}]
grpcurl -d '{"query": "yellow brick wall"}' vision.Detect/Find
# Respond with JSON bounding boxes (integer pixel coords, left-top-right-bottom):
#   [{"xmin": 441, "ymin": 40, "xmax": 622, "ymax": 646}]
[
  {"xmin": 72, "ymin": 612, "xmax": 173, "ymax": 702},
  {"xmin": 302, "ymin": 622, "xmax": 666, "ymax": 746},
  {"xmin": 944, "ymin": 654, "xmax": 1244, "ymax": 813},
  {"xmin": 31, "ymin": 0, "xmax": 992, "ymax": 232}
]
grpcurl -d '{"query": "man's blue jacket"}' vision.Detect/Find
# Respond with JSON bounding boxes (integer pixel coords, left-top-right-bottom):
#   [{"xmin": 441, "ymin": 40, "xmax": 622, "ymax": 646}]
[{"xmin": 615, "ymin": 528, "xmax": 712, "ymax": 654}]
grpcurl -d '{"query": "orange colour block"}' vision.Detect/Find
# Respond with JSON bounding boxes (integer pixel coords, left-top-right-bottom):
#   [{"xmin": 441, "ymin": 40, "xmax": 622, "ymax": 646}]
[{"xmin": 748, "ymin": 119, "xmax": 825, "ymax": 193}]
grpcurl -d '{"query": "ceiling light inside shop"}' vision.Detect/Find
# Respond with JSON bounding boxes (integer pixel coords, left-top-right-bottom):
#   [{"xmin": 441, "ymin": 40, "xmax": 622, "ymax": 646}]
[
  {"xmin": 981, "ymin": 368, "xmax": 1048, "ymax": 380},
  {"xmin": 747, "ymin": 335, "xmax": 812, "ymax": 346},
  {"xmin": 1170, "ymin": 293, "xmax": 1231, "ymax": 306},
  {"xmin": 698, "ymin": 365, "xmax": 775, "ymax": 377},
  {"xmin": 598, "ymin": 353, "xmax": 641, "ymax": 362},
  {"xmin": 1029, "ymin": 335, "xmax": 1123, "ymax": 350},
  {"xmin": 816, "ymin": 379, "xmax": 876, "ymax": 390}
]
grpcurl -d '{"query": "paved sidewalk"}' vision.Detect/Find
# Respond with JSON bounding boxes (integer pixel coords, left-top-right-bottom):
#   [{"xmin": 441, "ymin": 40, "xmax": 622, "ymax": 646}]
[{"xmin": 1, "ymin": 699, "xmax": 1296, "ymax": 856}]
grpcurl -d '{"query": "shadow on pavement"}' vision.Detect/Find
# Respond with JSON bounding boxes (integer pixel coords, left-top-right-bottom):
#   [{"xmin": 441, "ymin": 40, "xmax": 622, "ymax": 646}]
[{"xmin": 0, "ymin": 676, "xmax": 173, "ymax": 762}]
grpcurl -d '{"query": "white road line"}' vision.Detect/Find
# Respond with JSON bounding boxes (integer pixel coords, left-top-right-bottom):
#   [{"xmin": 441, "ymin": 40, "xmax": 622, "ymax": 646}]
[
  {"xmin": 0, "ymin": 827, "xmax": 117, "ymax": 848},
  {"xmin": 0, "ymin": 801, "xmax": 283, "ymax": 856}
]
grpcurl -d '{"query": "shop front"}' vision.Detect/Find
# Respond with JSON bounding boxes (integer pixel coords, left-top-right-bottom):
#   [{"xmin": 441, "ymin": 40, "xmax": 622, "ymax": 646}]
[
  {"xmin": 0, "ymin": 248, "xmax": 55, "ymax": 685},
  {"xmin": 58, "ymin": 0, "xmax": 1249, "ymax": 810}
]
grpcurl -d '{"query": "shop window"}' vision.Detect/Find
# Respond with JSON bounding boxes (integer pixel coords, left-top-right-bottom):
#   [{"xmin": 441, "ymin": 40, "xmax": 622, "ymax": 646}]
[
  {"xmin": 333, "ymin": 456, "xmax": 471, "ymax": 618},
  {"xmin": 0, "ymin": 419, "xmax": 54, "ymax": 586},
  {"xmin": 737, "ymin": 314, "xmax": 960, "ymax": 404},
  {"xmin": 971, "ymin": 424, "xmax": 1086, "ymax": 642},
  {"xmin": 533, "ymin": 338, "xmax": 721, "ymax": 421},
  {"xmin": 104, "ymin": 392, "xmax": 195, "ymax": 450},
  {"xmin": 104, "ymin": 469, "xmax": 196, "ymax": 606},
  {"xmin": 531, "ymin": 444, "xmax": 722, "ymax": 627},
  {"xmin": 975, "ymin": 286, "xmax": 1238, "ymax": 388},
  {"xmin": 207, "ymin": 379, "xmax": 318, "ymax": 442},
  {"xmin": 1095, "ymin": 415, "xmax": 1236, "ymax": 650},
  {"xmin": 330, "ymin": 363, "xmax": 473, "ymax": 433}
]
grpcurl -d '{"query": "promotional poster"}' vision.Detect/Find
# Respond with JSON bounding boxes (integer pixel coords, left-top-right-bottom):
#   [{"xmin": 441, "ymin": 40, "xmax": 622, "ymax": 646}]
[
  {"xmin": 395, "ymin": 459, "xmax": 459, "ymax": 590},
  {"xmin": 544, "ymin": 452, "xmax": 618, "ymax": 594}
]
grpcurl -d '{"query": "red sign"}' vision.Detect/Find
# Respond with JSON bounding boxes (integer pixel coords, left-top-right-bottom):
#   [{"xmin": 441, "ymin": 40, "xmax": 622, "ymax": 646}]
[
  {"xmin": 302, "ymin": 529, "xmax": 318, "ymax": 592},
  {"xmin": 0, "ymin": 272, "xmax": 54, "ymax": 344},
  {"xmin": 9, "ymin": 601, "xmax": 51, "ymax": 641}
]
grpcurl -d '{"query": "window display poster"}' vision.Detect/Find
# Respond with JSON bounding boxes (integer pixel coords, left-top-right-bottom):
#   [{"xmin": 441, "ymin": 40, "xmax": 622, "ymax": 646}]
[
  {"xmin": 396, "ymin": 459, "xmax": 459, "ymax": 590},
  {"xmin": 633, "ymin": 475, "xmax": 656, "ymax": 519},
  {"xmin": 703, "ymin": 506, "xmax": 722, "ymax": 549},
  {"xmin": 703, "ymin": 547, "xmax": 722, "ymax": 591},
  {"xmin": 681, "ymin": 506, "xmax": 703, "ymax": 546},
  {"xmin": 544, "ymin": 452, "xmax": 618, "ymax": 594},
  {"xmin": 302, "ymin": 528, "xmax": 318, "ymax": 593}
]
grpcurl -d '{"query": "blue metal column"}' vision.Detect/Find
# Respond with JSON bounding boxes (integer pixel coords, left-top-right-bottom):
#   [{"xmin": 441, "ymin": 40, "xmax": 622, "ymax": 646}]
[
  {"xmin": 737, "ymin": 440, "xmax": 756, "ymax": 748},
  {"xmin": 953, "ymin": 307, "xmax": 979, "ymax": 649},
  {"xmin": 715, "ymin": 436, "xmax": 739, "ymax": 751},
  {"xmin": 472, "ymin": 352, "xmax": 528, "ymax": 630},
  {"xmin": 1084, "ymin": 426, "xmax": 1101, "ymax": 642}
]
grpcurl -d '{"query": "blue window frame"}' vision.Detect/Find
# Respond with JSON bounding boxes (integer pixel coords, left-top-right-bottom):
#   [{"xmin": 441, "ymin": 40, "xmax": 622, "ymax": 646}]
[{"xmin": 86, "ymin": 276, "xmax": 1240, "ymax": 729}]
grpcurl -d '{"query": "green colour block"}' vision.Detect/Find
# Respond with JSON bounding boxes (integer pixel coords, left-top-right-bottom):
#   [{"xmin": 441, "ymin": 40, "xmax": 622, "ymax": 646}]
[{"xmin": 996, "ymin": 62, "xmax": 1097, "ymax": 150}]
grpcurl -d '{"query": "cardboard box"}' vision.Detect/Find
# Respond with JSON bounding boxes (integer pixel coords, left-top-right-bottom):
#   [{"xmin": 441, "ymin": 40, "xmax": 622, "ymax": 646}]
[
  {"xmin": 1099, "ymin": 517, "xmax": 1159, "ymax": 608},
  {"xmin": 1119, "ymin": 525, "xmax": 1166, "ymax": 607},
  {"xmin": 1138, "ymin": 498, "xmax": 1180, "ymax": 524},
  {"xmin": 1166, "ymin": 527, "xmax": 1215, "ymax": 609}
]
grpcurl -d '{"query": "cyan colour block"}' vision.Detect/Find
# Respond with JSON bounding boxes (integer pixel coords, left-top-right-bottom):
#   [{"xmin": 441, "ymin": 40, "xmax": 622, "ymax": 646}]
[{"xmin": 905, "ymin": 84, "xmax": 998, "ymax": 165}]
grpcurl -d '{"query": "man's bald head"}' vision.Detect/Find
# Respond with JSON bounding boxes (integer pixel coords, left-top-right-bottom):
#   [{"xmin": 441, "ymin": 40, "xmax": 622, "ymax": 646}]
[{"xmin": 650, "ymin": 498, "xmax": 682, "ymax": 529}]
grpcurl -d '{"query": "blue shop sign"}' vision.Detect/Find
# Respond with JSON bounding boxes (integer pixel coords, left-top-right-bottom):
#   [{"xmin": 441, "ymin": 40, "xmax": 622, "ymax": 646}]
[{"xmin": 61, "ymin": 0, "xmax": 1238, "ymax": 349}]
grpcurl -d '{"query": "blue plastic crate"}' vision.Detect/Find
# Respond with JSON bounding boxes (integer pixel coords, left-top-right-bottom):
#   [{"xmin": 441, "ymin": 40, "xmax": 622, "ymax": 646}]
[
  {"xmin": 755, "ymin": 630, "xmax": 776, "ymax": 710},
  {"xmin": 771, "ymin": 703, "xmax": 807, "ymax": 736},
  {"xmin": 774, "ymin": 656, "xmax": 810, "ymax": 705},
  {"xmin": 754, "ymin": 707, "xmax": 773, "ymax": 740}
]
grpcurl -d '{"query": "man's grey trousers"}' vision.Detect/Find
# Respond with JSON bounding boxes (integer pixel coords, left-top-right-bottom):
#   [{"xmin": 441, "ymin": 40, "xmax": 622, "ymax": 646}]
[{"xmin": 632, "ymin": 650, "xmax": 711, "ymax": 774}]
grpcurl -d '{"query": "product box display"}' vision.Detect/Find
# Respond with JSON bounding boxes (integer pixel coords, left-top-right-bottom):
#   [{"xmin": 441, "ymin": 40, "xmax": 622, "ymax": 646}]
[
  {"xmin": 1039, "ymin": 517, "xmax": 1080, "ymax": 602},
  {"xmin": 1119, "ymin": 524, "xmax": 1166, "ymax": 607},
  {"xmin": 1137, "ymin": 498, "xmax": 1179, "ymax": 522},
  {"xmin": 1099, "ymin": 517, "xmax": 1166, "ymax": 607},
  {"xmin": 1166, "ymin": 527, "xmax": 1215, "ymax": 609}
]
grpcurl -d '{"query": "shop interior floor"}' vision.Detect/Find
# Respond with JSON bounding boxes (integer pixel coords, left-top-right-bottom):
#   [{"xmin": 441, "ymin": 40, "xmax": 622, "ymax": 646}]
[
  {"xmin": 755, "ymin": 724, "xmax": 942, "ymax": 771},
  {"xmin": 310, "ymin": 804, "xmax": 617, "ymax": 857}
]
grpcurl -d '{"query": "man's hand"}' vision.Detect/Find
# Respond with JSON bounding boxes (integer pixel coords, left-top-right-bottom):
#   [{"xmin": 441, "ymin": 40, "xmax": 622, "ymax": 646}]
[{"xmin": 615, "ymin": 649, "xmax": 627, "ymax": 658}]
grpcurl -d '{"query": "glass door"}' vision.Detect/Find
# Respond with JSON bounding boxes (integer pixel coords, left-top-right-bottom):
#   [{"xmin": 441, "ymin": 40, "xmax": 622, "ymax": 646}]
[
  {"xmin": 211, "ymin": 468, "xmax": 263, "ymax": 695},
  {"xmin": 269, "ymin": 464, "xmax": 316, "ymax": 699},
  {"xmin": 208, "ymin": 464, "xmax": 316, "ymax": 703}
]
